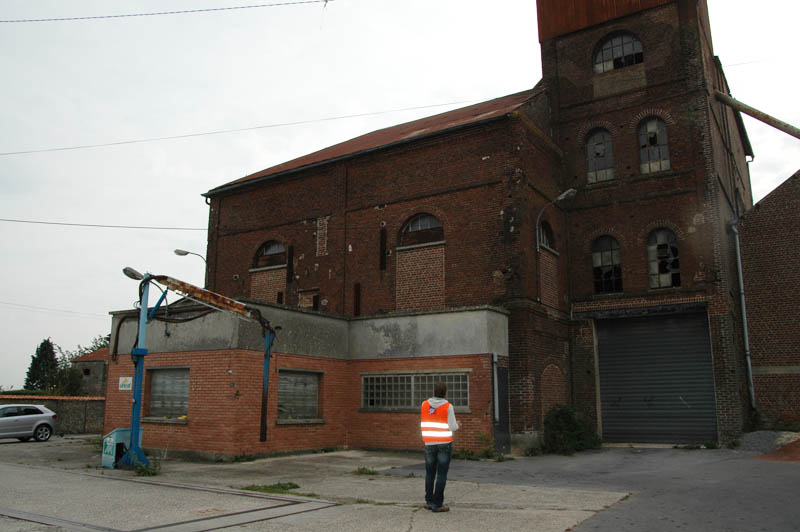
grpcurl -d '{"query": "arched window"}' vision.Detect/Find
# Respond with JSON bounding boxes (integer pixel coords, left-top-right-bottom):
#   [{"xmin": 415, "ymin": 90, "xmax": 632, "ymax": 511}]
[
  {"xmin": 592, "ymin": 236, "xmax": 622, "ymax": 293},
  {"xmin": 586, "ymin": 129, "xmax": 614, "ymax": 183},
  {"xmin": 254, "ymin": 240, "xmax": 286, "ymax": 268},
  {"xmin": 647, "ymin": 229, "xmax": 680, "ymax": 288},
  {"xmin": 399, "ymin": 213, "xmax": 443, "ymax": 247},
  {"xmin": 639, "ymin": 118, "xmax": 671, "ymax": 174},
  {"xmin": 540, "ymin": 221, "xmax": 555, "ymax": 250},
  {"xmin": 594, "ymin": 33, "xmax": 643, "ymax": 74}
]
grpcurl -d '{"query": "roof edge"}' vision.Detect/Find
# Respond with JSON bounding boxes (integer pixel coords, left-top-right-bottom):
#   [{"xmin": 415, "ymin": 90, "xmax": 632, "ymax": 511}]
[{"xmin": 203, "ymin": 113, "xmax": 512, "ymax": 198}]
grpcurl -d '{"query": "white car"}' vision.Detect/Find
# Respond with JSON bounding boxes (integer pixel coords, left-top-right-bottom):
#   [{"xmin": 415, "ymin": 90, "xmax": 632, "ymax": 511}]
[{"xmin": 0, "ymin": 404, "xmax": 58, "ymax": 442}]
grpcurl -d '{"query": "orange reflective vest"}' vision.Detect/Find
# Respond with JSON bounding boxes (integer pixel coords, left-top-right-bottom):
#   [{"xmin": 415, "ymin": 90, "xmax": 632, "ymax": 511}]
[{"xmin": 420, "ymin": 400, "xmax": 453, "ymax": 444}]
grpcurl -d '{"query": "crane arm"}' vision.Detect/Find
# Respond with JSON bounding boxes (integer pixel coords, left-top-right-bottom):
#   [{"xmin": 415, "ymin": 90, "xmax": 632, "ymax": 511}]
[{"xmin": 150, "ymin": 275, "xmax": 269, "ymax": 334}]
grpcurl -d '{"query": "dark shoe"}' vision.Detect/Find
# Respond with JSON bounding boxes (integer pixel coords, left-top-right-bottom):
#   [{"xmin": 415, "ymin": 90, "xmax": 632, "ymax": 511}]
[
  {"xmin": 431, "ymin": 505, "xmax": 450, "ymax": 512},
  {"xmin": 424, "ymin": 503, "xmax": 432, "ymax": 510}
]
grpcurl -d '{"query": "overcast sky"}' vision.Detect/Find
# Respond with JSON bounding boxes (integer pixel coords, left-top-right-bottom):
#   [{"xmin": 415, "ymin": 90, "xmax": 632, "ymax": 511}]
[{"xmin": 1, "ymin": 0, "xmax": 798, "ymax": 390}]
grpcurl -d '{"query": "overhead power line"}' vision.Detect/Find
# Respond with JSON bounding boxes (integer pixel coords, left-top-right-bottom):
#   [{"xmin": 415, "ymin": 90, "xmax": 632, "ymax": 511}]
[
  {"xmin": 0, "ymin": 300, "xmax": 108, "ymax": 319},
  {"xmin": 0, "ymin": 99, "xmax": 479, "ymax": 157},
  {"xmin": 0, "ymin": 1, "xmax": 332, "ymax": 23},
  {"xmin": 0, "ymin": 218, "xmax": 205, "ymax": 231}
]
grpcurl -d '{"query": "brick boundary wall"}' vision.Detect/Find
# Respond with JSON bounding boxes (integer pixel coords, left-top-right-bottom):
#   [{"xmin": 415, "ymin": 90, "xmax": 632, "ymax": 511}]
[{"xmin": 0, "ymin": 396, "xmax": 105, "ymax": 434}]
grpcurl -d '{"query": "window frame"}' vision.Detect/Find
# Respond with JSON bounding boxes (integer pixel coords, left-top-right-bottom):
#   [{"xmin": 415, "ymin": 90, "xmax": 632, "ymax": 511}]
[
  {"xmin": 276, "ymin": 369, "xmax": 323, "ymax": 424},
  {"xmin": 586, "ymin": 128, "xmax": 615, "ymax": 183},
  {"xmin": 399, "ymin": 214, "xmax": 444, "ymax": 247},
  {"xmin": 647, "ymin": 229, "xmax": 681, "ymax": 289},
  {"xmin": 540, "ymin": 221, "xmax": 556, "ymax": 251},
  {"xmin": 638, "ymin": 118, "xmax": 671, "ymax": 174},
  {"xmin": 146, "ymin": 367, "xmax": 189, "ymax": 420},
  {"xmin": 594, "ymin": 32, "xmax": 644, "ymax": 74},
  {"xmin": 253, "ymin": 240, "xmax": 287, "ymax": 268},
  {"xmin": 592, "ymin": 236, "xmax": 623, "ymax": 294},
  {"xmin": 361, "ymin": 371, "xmax": 470, "ymax": 413}
]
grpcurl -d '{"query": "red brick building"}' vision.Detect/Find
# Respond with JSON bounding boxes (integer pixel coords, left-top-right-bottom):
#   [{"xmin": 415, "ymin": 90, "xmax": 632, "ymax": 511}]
[
  {"xmin": 106, "ymin": 0, "xmax": 765, "ymax": 456},
  {"xmin": 738, "ymin": 171, "xmax": 800, "ymax": 428}
]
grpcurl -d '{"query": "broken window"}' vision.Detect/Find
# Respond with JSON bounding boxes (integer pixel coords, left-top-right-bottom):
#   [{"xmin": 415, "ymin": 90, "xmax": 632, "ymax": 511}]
[
  {"xmin": 592, "ymin": 236, "xmax": 623, "ymax": 293},
  {"xmin": 586, "ymin": 129, "xmax": 615, "ymax": 183},
  {"xmin": 594, "ymin": 33, "xmax": 644, "ymax": 74},
  {"xmin": 253, "ymin": 240, "xmax": 286, "ymax": 268},
  {"xmin": 540, "ymin": 221, "xmax": 556, "ymax": 250},
  {"xmin": 638, "ymin": 118, "xmax": 671, "ymax": 174},
  {"xmin": 647, "ymin": 229, "xmax": 680, "ymax": 288},
  {"xmin": 399, "ymin": 213, "xmax": 444, "ymax": 247}
]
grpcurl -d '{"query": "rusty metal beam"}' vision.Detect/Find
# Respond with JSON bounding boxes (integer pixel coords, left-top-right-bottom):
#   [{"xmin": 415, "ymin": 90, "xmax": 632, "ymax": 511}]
[
  {"xmin": 715, "ymin": 91, "xmax": 800, "ymax": 141},
  {"xmin": 151, "ymin": 275, "xmax": 269, "ymax": 332}
]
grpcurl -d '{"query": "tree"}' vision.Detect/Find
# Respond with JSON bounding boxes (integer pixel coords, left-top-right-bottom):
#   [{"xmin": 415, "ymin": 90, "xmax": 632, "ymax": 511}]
[
  {"xmin": 54, "ymin": 334, "xmax": 110, "ymax": 396},
  {"xmin": 57, "ymin": 334, "xmax": 110, "ymax": 366},
  {"xmin": 24, "ymin": 339, "xmax": 59, "ymax": 391}
]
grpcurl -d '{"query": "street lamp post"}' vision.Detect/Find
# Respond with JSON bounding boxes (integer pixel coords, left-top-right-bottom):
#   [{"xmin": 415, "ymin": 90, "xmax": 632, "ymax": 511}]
[
  {"xmin": 535, "ymin": 188, "xmax": 577, "ymax": 252},
  {"xmin": 174, "ymin": 248, "xmax": 206, "ymax": 263}
]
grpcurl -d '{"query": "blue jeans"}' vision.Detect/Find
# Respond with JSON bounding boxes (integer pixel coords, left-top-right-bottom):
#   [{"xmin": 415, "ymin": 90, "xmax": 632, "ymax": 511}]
[{"xmin": 424, "ymin": 442, "xmax": 452, "ymax": 509}]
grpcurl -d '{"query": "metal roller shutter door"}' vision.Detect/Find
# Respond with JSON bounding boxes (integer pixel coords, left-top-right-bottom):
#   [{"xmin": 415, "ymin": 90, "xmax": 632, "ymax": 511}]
[{"xmin": 597, "ymin": 313, "xmax": 717, "ymax": 444}]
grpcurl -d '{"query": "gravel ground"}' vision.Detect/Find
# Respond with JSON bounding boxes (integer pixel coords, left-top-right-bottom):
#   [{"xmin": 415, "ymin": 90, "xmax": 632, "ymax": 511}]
[{"xmin": 737, "ymin": 430, "xmax": 800, "ymax": 454}]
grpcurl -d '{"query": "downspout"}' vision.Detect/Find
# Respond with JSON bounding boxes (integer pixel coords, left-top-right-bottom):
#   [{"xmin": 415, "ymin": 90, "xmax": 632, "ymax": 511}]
[
  {"xmin": 491, "ymin": 352, "xmax": 499, "ymax": 423},
  {"xmin": 729, "ymin": 221, "xmax": 756, "ymax": 409}
]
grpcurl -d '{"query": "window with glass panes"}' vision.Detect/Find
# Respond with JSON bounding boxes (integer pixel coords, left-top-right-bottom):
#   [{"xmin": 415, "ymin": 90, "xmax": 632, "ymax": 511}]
[
  {"xmin": 148, "ymin": 368, "xmax": 189, "ymax": 417},
  {"xmin": 362, "ymin": 373, "xmax": 469, "ymax": 410}
]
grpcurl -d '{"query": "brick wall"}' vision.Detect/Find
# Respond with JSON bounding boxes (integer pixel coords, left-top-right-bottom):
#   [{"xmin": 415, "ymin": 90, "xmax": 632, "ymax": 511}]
[
  {"xmin": 740, "ymin": 172, "xmax": 800, "ymax": 426},
  {"xmin": 0, "ymin": 396, "xmax": 105, "ymax": 434},
  {"xmin": 396, "ymin": 245, "xmax": 445, "ymax": 311},
  {"xmin": 250, "ymin": 268, "xmax": 285, "ymax": 303},
  {"xmin": 104, "ymin": 349, "xmax": 496, "ymax": 456}
]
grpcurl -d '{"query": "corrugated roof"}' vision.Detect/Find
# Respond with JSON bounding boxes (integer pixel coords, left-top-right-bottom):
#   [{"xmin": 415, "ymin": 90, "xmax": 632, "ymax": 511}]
[
  {"xmin": 206, "ymin": 88, "xmax": 540, "ymax": 196},
  {"xmin": 73, "ymin": 347, "xmax": 109, "ymax": 362}
]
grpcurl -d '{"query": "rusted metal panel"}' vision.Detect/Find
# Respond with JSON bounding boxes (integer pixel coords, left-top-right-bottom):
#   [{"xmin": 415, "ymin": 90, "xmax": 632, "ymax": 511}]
[{"xmin": 537, "ymin": 0, "xmax": 673, "ymax": 42}]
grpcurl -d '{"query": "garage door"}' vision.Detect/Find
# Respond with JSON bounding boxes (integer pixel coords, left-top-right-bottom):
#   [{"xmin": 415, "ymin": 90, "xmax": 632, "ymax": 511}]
[{"xmin": 597, "ymin": 313, "xmax": 717, "ymax": 444}]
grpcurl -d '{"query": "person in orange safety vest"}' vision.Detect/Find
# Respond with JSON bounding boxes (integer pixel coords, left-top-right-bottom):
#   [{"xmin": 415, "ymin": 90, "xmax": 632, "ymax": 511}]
[{"xmin": 420, "ymin": 381, "xmax": 459, "ymax": 512}]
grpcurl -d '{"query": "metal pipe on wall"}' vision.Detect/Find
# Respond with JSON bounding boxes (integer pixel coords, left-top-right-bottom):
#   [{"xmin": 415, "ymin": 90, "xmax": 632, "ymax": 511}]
[{"xmin": 729, "ymin": 222, "xmax": 756, "ymax": 409}]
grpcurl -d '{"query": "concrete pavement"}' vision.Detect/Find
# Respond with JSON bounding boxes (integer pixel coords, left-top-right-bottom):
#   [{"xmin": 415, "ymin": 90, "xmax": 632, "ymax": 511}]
[
  {"xmin": 3, "ymin": 433, "xmax": 798, "ymax": 532},
  {"xmin": 0, "ymin": 435, "xmax": 626, "ymax": 532}
]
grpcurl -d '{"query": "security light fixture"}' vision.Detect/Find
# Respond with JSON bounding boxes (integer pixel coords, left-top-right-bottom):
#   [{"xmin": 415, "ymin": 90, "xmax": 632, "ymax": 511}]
[
  {"xmin": 122, "ymin": 266, "xmax": 144, "ymax": 281},
  {"xmin": 536, "ymin": 188, "xmax": 577, "ymax": 252},
  {"xmin": 174, "ymin": 248, "xmax": 206, "ymax": 263}
]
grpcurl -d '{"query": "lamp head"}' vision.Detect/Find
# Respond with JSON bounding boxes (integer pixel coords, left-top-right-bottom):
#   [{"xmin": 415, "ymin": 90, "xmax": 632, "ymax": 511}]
[
  {"xmin": 174, "ymin": 249, "xmax": 189, "ymax": 256},
  {"xmin": 122, "ymin": 267, "xmax": 144, "ymax": 281},
  {"xmin": 556, "ymin": 188, "xmax": 577, "ymax": 202}
]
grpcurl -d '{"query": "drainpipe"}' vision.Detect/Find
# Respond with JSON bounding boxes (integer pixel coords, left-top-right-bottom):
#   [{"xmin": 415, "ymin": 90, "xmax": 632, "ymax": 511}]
[
  {"xmin": 491, "ymin": 352, "xmax": 499, "ymax": 423},
  {"xmin": 729, "ymin": 221, "xmax": 756, "ymax": 409}
]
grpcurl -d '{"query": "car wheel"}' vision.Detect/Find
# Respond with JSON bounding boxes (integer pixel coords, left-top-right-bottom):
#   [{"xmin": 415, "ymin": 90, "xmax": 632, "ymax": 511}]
[
  {"xmin": 34, "ymin": 425, "xmax": 52, "ymax": 442},
  {"xmin": 17, "ymin": 437, "xmax": 31, "ymax": 442}
]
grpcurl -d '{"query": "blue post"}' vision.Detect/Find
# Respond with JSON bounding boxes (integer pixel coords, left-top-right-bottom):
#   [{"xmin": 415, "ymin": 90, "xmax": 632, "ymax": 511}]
[
  {"xmin": 120, "ymin": 277, "xmax": 150, "ymax": 468},
  {"xmin": 259, "ymin": 328, "xmax": 276, "ymax": 442}
]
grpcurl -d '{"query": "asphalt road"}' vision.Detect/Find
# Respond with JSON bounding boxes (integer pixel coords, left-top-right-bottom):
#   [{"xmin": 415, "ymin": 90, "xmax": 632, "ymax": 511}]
[
  {"xmin": 388, "ymin": 445, "xmax": 800, "ymax": 531},
  {"xmin": 1, "ymin": 434, "xmax": 798, "ymax": 531}
]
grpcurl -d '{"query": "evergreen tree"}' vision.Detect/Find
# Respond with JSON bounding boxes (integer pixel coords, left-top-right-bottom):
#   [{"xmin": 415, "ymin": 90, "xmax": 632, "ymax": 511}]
[{"xmin": 24, "ymin": 339, "xmax": 59, "ymax": 391}]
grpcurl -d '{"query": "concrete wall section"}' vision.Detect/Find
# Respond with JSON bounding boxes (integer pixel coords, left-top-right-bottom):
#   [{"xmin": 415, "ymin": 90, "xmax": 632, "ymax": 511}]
[{"xmin": 348, "ymin": 307, "xmax": 509, "ymax": 359}]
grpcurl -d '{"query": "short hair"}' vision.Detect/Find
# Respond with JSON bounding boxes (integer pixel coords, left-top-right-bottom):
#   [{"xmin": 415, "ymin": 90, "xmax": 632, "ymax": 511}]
[{"xmin": 433, "ymin": 381, "xmax": 447, "ymax": 398}]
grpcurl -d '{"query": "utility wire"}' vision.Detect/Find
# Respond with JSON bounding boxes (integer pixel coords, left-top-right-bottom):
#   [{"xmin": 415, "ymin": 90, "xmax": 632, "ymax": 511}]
[
  {"xmin": 0, "ymin": 1, "xmax": 332, "ymax": 23},
  {"xmin": 0, "ymin": 218, "xmax": 205, "ymax": 231},
  {"xmin": 0, "ymin": 99, "xmax": 479, "ymax": 157},
  {"xmin": 0, "ymin": 301, "xmax": 108, "ymax": 319}
]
